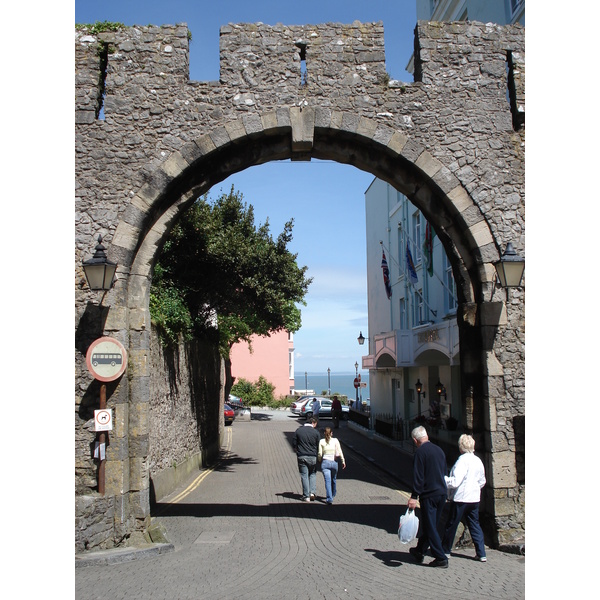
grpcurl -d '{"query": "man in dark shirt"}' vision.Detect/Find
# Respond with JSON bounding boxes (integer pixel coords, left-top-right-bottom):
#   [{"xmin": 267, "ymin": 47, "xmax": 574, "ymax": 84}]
[
  {"xmin": 331, "ymin": 395, "xmax": 342, "ymax": 428},
  {"xmin": 408, "ymin": 425, "xmax": 449, "ymax": 568},
  {"xmin": 293, "ymin": 417, "xmax": 320, "ymax": 502}
]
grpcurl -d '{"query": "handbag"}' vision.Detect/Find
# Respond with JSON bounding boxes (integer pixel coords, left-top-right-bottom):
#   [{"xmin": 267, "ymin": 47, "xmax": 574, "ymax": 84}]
[{"xmin": 398, "ymin": 508, "xmax": 419, "ymax": 544}]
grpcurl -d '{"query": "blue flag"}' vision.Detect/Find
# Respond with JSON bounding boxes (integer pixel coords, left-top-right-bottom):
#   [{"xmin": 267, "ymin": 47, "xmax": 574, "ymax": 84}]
[
  {"xmin": 406, "ymin": 242, "xmax": 418, "ymax": 285},
  {"xmin": 381, "ymin": 250, "xmax": 392, "ymax": 299}
]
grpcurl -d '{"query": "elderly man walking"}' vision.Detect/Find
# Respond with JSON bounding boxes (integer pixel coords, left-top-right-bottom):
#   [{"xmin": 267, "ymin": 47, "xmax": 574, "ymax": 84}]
[{"xmin": 408, "ymin": 425, "xmax": 449, "ymax": 568}]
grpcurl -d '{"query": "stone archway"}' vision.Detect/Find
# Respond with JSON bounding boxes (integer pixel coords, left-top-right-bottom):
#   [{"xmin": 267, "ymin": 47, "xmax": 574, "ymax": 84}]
[
  {"xmin": 75, "ymin": 20, "xmax": 524, "ymax": 549},
  {"xmin": 114, "ymin": 110, "xmax": 511, "ymax": 542}
]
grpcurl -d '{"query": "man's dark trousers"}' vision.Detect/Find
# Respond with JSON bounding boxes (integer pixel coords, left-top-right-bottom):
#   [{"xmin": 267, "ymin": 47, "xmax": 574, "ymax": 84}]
[{"xmin": 415, "ymin": 493, "xmax": 447, "ymax": 560}]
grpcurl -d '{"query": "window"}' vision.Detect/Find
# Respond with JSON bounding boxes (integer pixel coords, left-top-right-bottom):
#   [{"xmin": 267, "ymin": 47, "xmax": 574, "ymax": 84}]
[
  {"xmin": 443, "ymin": 253, "xmax": 457, "ymax": 313},
  {"xmin": 413, "ymin": 288, "xmax": 424, "ymax": 325},
  {"xmin": 412, "ymin": 212, "xmax": 422, "ymax": 264},
  {"xmin": 399, "ymin": 298, "xmax": 407, "ymax": 330},
  {"xmin": 510, "ymin": 0, "xmax": 524, "ymax": 18}
]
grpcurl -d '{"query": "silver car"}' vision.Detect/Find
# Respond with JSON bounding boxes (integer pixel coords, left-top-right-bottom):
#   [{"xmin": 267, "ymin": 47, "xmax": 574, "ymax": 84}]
[
  {"xmin": 290, "ymin": 395, "xmax": 315, "ymax": 415},
  {"xmin": 300, "ymin": 398, "xmax": 349, "ymax": 420}
]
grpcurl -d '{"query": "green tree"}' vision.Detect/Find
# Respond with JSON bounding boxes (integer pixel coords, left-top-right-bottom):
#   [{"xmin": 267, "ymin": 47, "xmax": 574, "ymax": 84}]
[{"xmin": 150, "ymin": 187, "xmax": 311, "ymax": 354}]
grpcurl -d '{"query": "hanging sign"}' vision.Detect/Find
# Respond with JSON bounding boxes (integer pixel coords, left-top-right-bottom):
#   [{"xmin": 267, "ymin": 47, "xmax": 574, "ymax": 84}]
[{"xmin": 86, "ymin": 336, "xmax": 127, "ymax": 382}]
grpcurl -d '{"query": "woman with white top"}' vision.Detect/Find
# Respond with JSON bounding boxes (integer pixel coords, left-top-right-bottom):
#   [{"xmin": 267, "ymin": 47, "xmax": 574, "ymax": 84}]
[
  {"xmin": 318, "ymin": 426, "xmax": 346, "ymax": 505},
  {"xmin": 442, "ymin": 434, "xmax": 487, "ymax": 561}
]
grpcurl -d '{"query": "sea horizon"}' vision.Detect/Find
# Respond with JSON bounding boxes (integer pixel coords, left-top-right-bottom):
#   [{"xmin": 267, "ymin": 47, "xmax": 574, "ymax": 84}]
[{"xmin": 293, "ymin": 372, "xmax": 370, "ymax": 402}]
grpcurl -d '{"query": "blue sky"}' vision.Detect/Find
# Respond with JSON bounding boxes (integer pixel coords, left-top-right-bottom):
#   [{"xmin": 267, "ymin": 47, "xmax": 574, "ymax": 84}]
[{"xmin": 73, "ymin": 0, "xmax": 418, "ymax": 375}]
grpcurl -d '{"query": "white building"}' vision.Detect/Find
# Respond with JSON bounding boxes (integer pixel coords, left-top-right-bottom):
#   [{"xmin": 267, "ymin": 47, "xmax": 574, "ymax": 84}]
[
  {"xmin": 358, "ymin": 1, "xmax": 526, "ymax": 435},
  {"xmin": 416, "ymin": 0, "xmax": 524, "ymax": 24},
  {"xmin": 361, "ymin": 179, "xmax": 461, "ymax": 430}
]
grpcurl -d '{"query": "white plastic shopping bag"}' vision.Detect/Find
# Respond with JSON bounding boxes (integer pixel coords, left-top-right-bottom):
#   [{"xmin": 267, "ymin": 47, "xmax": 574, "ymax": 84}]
[{"xmin": 398, "ymin": 508, "xmax": 419, "ymax": 544}]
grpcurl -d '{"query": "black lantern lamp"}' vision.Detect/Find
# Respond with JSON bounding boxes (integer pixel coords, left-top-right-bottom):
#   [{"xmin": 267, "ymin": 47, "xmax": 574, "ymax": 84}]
[
  {"xmin": 415, "ymin": 379, "xmax": 423, "ymax": 395},
  {"xmin": 357, "ymin": 331, "xmax": 366, "ymax": 345},
  {"xmin": 493, "ymin": 242, "xmax": 525, "ymax": 297},
  {"xmin": 436, "ymin": 380, "xmax": 447, "ymax": 400},
  {"xmin": 82, "ymin": 235, "xmax": 118, "ymax": 291}
]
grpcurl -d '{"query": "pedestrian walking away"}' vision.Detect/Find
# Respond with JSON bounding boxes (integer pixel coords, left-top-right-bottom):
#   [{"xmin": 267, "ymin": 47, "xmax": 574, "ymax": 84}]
[
  {"xmin": 331, "ymin": 395, "xmax": 342, "ymax": 428},
  {"xmin": 442, "ymin": 434, "xmax": 487, "ymax": 562},
  {"xmin": 293, "ymin": 417, "xmax": 321, "ymax": 502},
  {"xmin": 318, "ymin": 426, "xmax": 346, "ymax": 505},
  {"xmin": 408, "ymin": 425, "xmax": 449, "ymax": 568},
  {"xmin": 312, "ymin": 397, "xmax": 321, "ymax": 420}
]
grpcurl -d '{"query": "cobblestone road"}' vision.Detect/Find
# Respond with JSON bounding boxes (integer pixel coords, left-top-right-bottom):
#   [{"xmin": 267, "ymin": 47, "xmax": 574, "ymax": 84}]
[{"xmin": 75, "ymin": 411, "xmax": 525, "ymax": 599}]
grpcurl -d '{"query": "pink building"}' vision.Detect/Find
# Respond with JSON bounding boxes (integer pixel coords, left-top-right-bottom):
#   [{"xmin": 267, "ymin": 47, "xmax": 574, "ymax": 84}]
[{"xmin": 230, "ymin": 330, "xmax": 294, "ymax": 398}]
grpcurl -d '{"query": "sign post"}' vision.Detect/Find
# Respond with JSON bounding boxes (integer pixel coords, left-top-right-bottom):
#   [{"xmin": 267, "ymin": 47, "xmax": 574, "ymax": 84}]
[{"xmin": 86, "ymin": 337, "xmax": 127, "ymax": 496}]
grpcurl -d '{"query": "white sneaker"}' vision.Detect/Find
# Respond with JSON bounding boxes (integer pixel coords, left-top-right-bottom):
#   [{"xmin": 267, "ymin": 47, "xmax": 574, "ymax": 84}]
[{"xmin": 476, "ymin": 556, "xmax": 487, "ymax": 562}]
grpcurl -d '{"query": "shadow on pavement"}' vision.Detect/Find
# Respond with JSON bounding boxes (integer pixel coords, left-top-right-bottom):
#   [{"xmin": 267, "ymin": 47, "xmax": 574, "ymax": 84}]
[
  {"xmin": 154, "ymin": 501, "xmax": 405, "ymax": 534},
  {"xmin": 365, "ymin": 548, "xmax": 408, "ymax": 567}
]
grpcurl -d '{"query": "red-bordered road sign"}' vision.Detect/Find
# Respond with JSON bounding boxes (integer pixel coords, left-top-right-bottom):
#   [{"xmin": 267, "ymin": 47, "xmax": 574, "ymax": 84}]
[{"xmin": 86, "ymin": 337, "xmax": 127, "ymax": 382}]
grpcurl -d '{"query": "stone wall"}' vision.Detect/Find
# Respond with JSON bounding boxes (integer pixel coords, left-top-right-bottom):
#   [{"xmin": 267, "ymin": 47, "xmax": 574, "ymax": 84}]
[
  {"xmin": 75, "ymin": 20, "xmax": 525, "ymax": 549},
  {"xmin": 75, "ymin": 328, "xmax": 223, "ymax": 553},
  {"xmin": 148, "ymin": 330, "xmax": 223, "ymax": 503}
]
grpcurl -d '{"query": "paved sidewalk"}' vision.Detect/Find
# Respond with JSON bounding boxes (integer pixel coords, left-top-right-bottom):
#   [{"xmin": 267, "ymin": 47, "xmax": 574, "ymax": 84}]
[{"xmin": 75, "ymin": 409, "xmax": 525, "ymax": 600}]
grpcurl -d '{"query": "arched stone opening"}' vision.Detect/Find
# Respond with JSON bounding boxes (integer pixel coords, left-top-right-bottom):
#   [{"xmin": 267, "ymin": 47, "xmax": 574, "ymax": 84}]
[{"xmin": 106, "ymin": 111, "xmax": 512, "ymax": 544}]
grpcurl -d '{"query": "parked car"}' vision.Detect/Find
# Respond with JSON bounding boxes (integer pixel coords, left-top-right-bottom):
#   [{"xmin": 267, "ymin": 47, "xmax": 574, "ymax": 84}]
[
  {"xmin": 290, "ymin": 395, "xmax": 315, "ymax": 415},
  {"xmin": 228, "ymin": 394, "xmax": 244, "ymax": 409},
  {"xmin": 300, "ymin": 398, "xmax": 349, "ymax": 420},
  {"xmin": 224, "ymin": 404, "xmax": 235, "ymax": 425}
]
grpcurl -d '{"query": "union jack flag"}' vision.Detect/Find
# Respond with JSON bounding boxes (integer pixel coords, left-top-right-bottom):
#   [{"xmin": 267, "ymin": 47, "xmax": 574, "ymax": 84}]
[{"xmin": 381, "ymin": 250, "xmax": 392, "ymax": 299}]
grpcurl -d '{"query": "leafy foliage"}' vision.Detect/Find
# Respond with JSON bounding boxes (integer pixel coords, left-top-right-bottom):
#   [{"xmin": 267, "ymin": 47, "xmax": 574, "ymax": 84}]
[
  {"xmin": 231, "ymin": 376, "xmax": 277, "ymax": 406},
  {"xmin": 149, "ymin": 283, "xmax": 194, "ymax": 346},
  {"xmin": 75, "ymin": 21, "xmax": 127, "ymax": 35},
  {"xmin": 150, "ymin": 187, "xmax": 311, "ymax": 353}
]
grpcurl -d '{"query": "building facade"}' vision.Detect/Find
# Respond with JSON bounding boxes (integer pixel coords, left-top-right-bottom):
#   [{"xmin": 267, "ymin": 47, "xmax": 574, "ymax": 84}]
[
  {"xmin": 230, "ymin": 330, "xmax": 295, "ymax": 398},
  {"xmin": 416, "ymin": 0, "xmax": 524, "ymax": 25},
  {"xmin": 362, "ymin": 179, "xmax": 461, "ymax": 433}
]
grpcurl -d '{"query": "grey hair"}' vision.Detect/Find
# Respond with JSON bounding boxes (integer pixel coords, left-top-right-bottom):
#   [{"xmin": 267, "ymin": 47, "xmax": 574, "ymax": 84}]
[
  {"xmin": 411, "ymin": 425, "xmax": 428, "ymax": 441},
  {"xmin": 458, "ymin": 434, "xmax": 475, "ymax": 453}
]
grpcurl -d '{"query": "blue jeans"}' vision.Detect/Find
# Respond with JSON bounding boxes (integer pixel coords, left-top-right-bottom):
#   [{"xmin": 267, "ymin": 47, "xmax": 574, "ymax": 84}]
[
  {"xmin": 321, "ymin": 459, "xmax": 339, "ymax": 503},
  {"xmin": 415, "ymin": 493, "xmax": 447, "ymax": 561},
  {"xmin": 442, "ymin": 501, "xmax": 486, "ymax": 558},
  {"xmin": 297, "ymin": 456, "xmax": 317, "ymax": 499}
]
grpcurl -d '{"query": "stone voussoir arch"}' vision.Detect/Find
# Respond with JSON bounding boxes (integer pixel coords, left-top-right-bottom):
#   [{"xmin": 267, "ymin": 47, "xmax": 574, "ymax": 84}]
[
  {"xmin": 116, "ymin": 108, "xmax": 498, "ymax": 306},
  {"xmin": 110, "ymin": 108, "xmax": 507, "ymax": 538}
]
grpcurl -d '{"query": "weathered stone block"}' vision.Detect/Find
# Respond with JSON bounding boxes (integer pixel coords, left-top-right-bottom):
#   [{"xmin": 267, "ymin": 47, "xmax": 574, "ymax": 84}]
[{"xmin": 491, "ymin": 450, "xmax": 516, "ymax": 488}]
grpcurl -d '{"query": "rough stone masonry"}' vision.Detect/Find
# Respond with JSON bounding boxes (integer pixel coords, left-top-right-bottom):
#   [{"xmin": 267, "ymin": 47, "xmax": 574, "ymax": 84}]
[{"xmin": 75, "ymin": 20, "xmax": 524, "ymax": 550}]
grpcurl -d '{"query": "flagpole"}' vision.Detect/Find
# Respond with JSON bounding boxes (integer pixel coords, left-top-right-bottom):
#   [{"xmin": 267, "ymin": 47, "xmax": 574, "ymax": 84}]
[
  {"xmin": 381, "ymin": 231, "xmax": 458, "ymax": 306},
  {"xmin": 380, "ymin": 240, "xmax": 440, "ymax": 322}
]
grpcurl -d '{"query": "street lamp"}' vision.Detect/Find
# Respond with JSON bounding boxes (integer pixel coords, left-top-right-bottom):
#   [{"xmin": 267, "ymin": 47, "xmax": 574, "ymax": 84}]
[
  {"xmin": 415, "ymin": 379, "xmax": 423, "ymax": 416},
  {"xmin": 82, "ymin": 234, "xmax": 118, "ymax": 291},
  {"xmin": 355, "ymin": 361, "xmax": 359, "ymax": 408},
  {"xmin": 327, "ymin": 367, "xmax": 331, "ymax": 396},
  {"xmin": 357, "ymin": 331, "xmax": 366, "ymax": 345},
  {"xmin": 493, "ymin": 242, "xmax": 525, "ymax": 299}
]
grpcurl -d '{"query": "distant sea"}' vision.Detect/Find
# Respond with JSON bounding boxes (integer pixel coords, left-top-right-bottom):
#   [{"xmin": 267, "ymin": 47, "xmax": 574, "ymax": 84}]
[{"xmin": 294, "ymin": 372, "xmax": 369, "ymax": 402}]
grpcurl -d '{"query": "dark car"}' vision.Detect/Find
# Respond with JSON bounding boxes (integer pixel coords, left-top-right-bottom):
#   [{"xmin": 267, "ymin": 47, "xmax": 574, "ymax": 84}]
[
  {"xmin": 227, "ymin": 394, "xmax": 244, "ymax": 409},
  {"xmin": 300, "ymin": 398, "xmax": 349, "ymax": 420},
  {"xmin": 224, "ymin": 404, "xmax": 235, "ymax": 425}
]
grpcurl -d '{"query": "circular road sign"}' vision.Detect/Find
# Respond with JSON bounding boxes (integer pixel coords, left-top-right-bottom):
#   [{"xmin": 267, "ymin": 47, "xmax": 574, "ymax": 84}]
[
  {"xmin": 86, "ymin": 336, "xmax": 127, "ymax": 382},
  {"xmin": 354, "ymin": 377, "xmax": 359, "ymax": 389}
]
